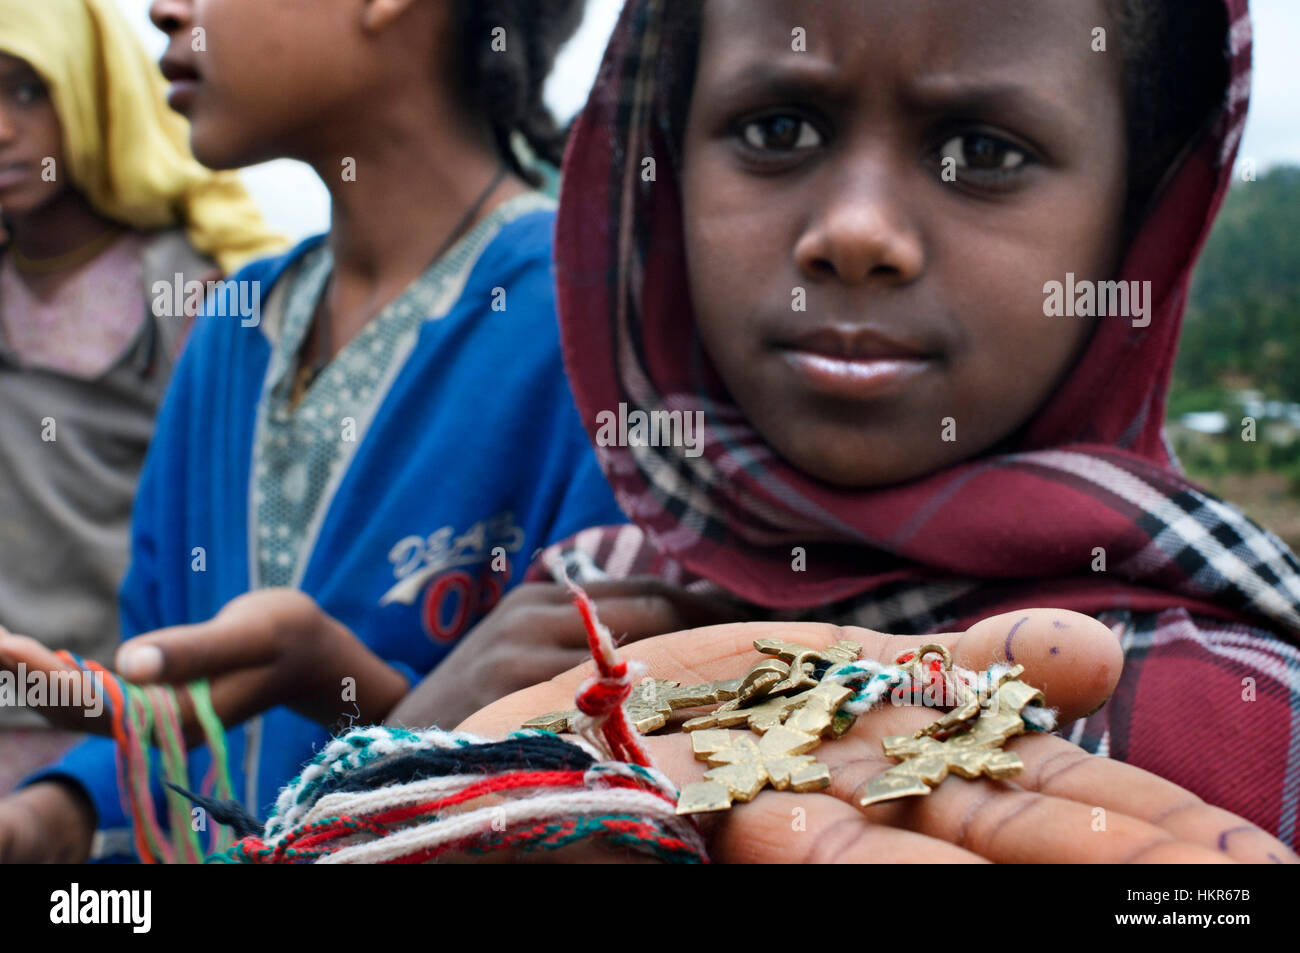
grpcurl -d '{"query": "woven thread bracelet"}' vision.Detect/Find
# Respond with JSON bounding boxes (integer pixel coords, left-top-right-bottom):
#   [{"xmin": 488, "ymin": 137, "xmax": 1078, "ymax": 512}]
[{"xmin": 207, "ymin": 727, "xmax": 707, "ymax": 864}]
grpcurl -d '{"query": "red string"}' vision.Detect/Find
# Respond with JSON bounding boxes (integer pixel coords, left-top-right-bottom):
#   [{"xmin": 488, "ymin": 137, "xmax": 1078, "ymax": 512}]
[{"xmin": 564, "ymin": 579, "xmax": 653, "ymax": 767}]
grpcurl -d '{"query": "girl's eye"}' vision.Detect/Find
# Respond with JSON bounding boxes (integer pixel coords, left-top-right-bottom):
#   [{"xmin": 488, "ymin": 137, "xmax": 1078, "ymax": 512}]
[
  {"xmin": 740, "ymin": 115, "xmax": 822, "ymax": 153},
  {"xmin": 938, "ymin": 134, "xmax": 1026, "ymax": 172},
  {"xmin": 12, "ymin": 82, "xmax": 45, "ymax": 106}
]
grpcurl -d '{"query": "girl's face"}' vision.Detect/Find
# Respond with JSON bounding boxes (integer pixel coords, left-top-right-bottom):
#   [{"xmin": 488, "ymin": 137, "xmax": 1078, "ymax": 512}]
[
  {"xmin": 149, "ymin": 0, "xmax": 402, "ymax": 170},
  {"xmin": 0, "ymin": 55, "xmax": 66, "ymax": 219},
  {"xmin": 681, "ymin": 0, "xmax": 1128, "ymax": 487}
]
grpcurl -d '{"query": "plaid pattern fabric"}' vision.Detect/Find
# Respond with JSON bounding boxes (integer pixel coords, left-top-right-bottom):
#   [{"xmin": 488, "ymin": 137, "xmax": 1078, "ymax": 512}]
[{"xmin": 539, "ymin": 0, "xmax": 1300, "ymax": 846}]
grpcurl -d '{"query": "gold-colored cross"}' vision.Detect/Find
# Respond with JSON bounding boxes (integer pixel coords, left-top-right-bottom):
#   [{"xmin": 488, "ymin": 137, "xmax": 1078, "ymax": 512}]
[
  {"xmin": 681, "ymin": 677, "xmax": 858, "ymax": 737},
  {"xmin": 521, "ymin": 677, "xmax": 741, "ymax": 735},
  {"xmin": 683, "ymin": 639, "xmax": 862, "ymax": 731},
  {"xmin": 676, "ymin": 680, "xmax": 854, "ymax": 814},
  {"xmin": 858, "ymin": 676, "xmax": 1045, "ymax": 807},
  {"xmin": 676, "ymin": 727, "xmax": 828, "ymax": 813}
]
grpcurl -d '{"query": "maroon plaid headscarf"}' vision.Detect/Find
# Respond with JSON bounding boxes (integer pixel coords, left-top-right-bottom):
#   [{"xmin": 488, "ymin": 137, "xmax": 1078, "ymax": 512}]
[{"xmin": 538, "ymin": 0, "xmax": 1300, "ymax": 848}]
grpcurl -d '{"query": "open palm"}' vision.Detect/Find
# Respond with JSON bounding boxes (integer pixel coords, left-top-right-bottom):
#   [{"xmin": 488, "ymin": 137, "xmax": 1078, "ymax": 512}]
[{"xmin": 459, "ymin": 609, "xmax": 1296, "ymax": 864}]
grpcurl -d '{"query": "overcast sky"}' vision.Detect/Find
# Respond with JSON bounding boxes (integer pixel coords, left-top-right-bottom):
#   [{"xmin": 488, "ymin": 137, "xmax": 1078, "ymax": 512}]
[{"xmin": 117, "ymin": 0, "xmax": 1299, "ymax": 242}]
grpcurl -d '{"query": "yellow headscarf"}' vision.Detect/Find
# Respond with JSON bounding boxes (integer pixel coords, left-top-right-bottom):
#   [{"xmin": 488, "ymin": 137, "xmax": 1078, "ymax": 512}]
[{"xmin": 0, "ymin": 0, "xmax": 287, "ymax": 274}]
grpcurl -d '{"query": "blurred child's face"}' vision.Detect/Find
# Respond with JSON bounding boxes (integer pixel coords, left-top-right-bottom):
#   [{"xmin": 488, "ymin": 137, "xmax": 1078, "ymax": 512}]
[
  {"xmin": 0, "ymin": 55, "xmax": 66, "ymax": 219},
  {"xmin": 681, "ymin": 0, "xmax": 1128, "ymax": 487},
  {"xmin": 150, "ymin": 0, "xmax": 405, "ymax": 169}
]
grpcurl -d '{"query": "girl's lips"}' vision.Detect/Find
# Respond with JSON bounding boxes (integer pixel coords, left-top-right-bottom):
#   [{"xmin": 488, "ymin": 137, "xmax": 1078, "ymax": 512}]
[
  {"xmin": 780, "ymin": 349, "xmax": 932, "ymax": 400},
  {"xmin": 0, "ymin": 163, "xmax": 30, "ymax": 190},
  {"xmin": 166, "ymin": 79, "xmax": 199, "ymax": 113}
]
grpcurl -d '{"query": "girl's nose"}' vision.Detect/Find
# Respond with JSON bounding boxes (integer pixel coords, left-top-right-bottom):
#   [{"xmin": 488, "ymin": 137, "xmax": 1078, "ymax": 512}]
[
  {"xmin": 149, "ymin": 0, "xmax": 192, "ymax": 35},
  {"xmin": 793, "ymin": 175, "xmax": 925, "ymax": 286}
]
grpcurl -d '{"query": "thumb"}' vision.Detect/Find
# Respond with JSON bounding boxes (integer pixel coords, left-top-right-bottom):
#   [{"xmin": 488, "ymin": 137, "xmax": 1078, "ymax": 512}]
[
  {"xmin": 573, "ymin": 577, "xmax": 754, "ymax": 644},
  {"xmin": 116, "ymin": 592, "xmax": 304, "ymax": 684}
]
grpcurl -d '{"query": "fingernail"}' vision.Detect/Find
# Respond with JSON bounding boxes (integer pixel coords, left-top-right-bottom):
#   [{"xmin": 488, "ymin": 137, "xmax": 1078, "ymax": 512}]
[{"xmin": 118, "ymin": 644, "xmax": 163, "ymax": 681}]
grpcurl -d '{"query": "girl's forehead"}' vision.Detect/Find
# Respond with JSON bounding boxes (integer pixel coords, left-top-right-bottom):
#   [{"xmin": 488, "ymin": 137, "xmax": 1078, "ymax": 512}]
[
  {"xmin": 696, "ymin": 0, "xmax": 1115, "ymax": 87},
  {"xmin": 0, "ymin": 53, "xmax": 38, "ymax": 78}
]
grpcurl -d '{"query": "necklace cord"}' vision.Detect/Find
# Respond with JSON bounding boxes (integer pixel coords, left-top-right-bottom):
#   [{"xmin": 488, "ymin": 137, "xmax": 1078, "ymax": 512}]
[{"xmin": 290, "ymin": 163, "xmax": 511, "ymax": 406}]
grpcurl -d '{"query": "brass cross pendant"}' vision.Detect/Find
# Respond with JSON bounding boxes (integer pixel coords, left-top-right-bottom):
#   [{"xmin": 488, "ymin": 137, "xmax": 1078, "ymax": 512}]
[
  {"xmin": 520, "ymin": 634, "xmax": 1050, "ymax": 819},
  {"xmin": 859, "ymin": 664, "xmax": 1045, "ymax": 807},
  {"xmin": 521, "ymin": 677, "xmax": 741, "ymax": 735},
  {"xmin": 675, "ymin": 679, "xmax": 854, "ymax": 813}
]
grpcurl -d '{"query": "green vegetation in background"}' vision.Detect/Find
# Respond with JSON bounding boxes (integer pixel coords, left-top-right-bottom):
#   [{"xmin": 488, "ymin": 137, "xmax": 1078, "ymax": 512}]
[
  {"xmin": 1174, "ymin": 166, "xmax": 1300, "ymax": 405},
  {"xmin": 1169, "ymin": 166, "xmax": 1300, "ymax": 505}
]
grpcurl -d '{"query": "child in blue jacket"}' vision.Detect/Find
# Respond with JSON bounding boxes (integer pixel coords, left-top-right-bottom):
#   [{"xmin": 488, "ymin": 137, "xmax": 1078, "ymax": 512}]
[{"xmin": 0, "ymin": 0, "xmax": 631, "ymax": 862}]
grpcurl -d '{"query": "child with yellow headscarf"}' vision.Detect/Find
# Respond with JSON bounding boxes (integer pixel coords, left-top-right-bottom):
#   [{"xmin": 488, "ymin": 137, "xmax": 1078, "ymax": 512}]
[{"xmin": 0, "ymin": 0, "xmax": 285, "ymax": 791}]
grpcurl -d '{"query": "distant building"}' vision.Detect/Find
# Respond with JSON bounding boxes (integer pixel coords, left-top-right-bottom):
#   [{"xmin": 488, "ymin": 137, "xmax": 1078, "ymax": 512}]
[{"xmin": 1180, "ymin": 411, "xmax": 1230, "ymax": 434}]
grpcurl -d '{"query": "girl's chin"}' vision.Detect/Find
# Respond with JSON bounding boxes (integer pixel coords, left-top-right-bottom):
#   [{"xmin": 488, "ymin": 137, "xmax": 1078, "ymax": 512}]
[
  {"xmin": 767, "ymin": 436, "xmax": 921, "ymax": 489},
  {"xmin": 0, "ymin": 188, "xmax": 64, "ymax": 222},
  {"xmin": 190, "ymin": 126, "xmax": 264, "ymax": 173}
]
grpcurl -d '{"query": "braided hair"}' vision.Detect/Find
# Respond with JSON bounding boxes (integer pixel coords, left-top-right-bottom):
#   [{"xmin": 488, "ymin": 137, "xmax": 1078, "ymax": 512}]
[{"xmin": 452, "ymin": 0, "xmax": 588, "ymax": 186}]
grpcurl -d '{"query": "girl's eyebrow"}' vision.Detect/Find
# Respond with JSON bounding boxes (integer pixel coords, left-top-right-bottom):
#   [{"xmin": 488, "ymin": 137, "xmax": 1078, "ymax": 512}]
[
  {"xmin": 0, "ymin": 62, "xmax": 41, "ymax": 84},
  {"xmin": 707, "ymin": 58, "xmax": 1072, "ymax": 134},
  {"xmin": 900, "ymin": 77, "xmax": 1070, "ymax": 130},
  {"xmin": 705, "ymin": 57, "xmax": 850, "ymax": 106}
]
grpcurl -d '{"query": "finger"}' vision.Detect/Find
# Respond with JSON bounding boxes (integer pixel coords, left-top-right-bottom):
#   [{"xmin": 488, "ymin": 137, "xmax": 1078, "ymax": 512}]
[
  {"xmin": 582, "ymin": 592, "xmax": 740, "ymax": 646},
  {"xmin": 115, "ymin": 603, "xmax": 281, "ymax": 684},
  {"xmin": 0, "ymin": 631, "xmax": 115, "ymax": 733},
  {"xmin": 800, "ymin": 705, "xmax": 1238, "ymax": 863},
  {"xmin": 867, "ymin": 770, "xmax": 1235, "ymax": 863},
  {"xmin": 710, "ymin": 791, "xmax": 988, "ymax": 864},
  {"xmin": 580, "ymin": 578, "xmax": 753, "ymax": 629},
  {"xmin": 873, "ymin": 609, "xmax": 1123, "ymax": 725},
  {"xmin": 1004, "ymin": 732, "xmax": 1299, "ymax": 863},
  {"xmin": 511, "ymin": 598, "xmax": 693, "ymax": 651},
  {"xmin": 497, "ymin": 578, "xmax": 746, "ymax": 623},
  {"xmin": 494, "ymin": 647, "xmax": 594, "ymax": 696},
  {"xmin": 459, "ymin": 610, "xmax": 1120, "ymax": 737},
  {"xmin": 517, "ymin": 583, "xmax": 748, "ymax": 650},
  {"xmin": 767, "ymin": 678, "xmax": 1255, "ymax": 863}
]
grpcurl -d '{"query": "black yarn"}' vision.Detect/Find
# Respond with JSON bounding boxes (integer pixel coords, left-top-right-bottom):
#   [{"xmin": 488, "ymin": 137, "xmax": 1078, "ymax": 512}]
[
  {"xmin": 164, "ymin": 782, "xmax": 263, "ymax": 840},
  {"xmin": 311, "ymin": 734, "xmax": 596, "ymax": 803}
]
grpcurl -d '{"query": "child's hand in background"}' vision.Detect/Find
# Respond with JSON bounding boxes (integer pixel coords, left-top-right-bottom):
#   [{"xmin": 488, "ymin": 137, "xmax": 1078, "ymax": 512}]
[
  {"xmin": 459, "ymin": 612, "xmax": 1299, "ymax": 864},
  {"xmin": 387, "ymin": 578, "xmax": 746, "ymax": 731},
  {"xmin": 0, "ymin": 780, "xmax": 95, "ymax": 864},
  {"xmin": 0, "ymin": 588, "xmax": 408, "ymax": 743},
  {"xmin": 0, "ymin": 589, "xmax": 407, "ymax": 864}
]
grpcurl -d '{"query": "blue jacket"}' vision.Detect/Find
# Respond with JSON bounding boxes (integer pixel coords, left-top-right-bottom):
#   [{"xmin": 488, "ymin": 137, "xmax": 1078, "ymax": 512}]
[{"xmin": 29, "ymin": 207, "xmax": 625, "ymax": 860}]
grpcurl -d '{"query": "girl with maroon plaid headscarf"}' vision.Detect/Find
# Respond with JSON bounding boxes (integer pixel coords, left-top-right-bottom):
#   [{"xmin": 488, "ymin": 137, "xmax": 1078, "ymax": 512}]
[{"xmin": 533, "ymin": 0, "xmax": 1300, "ymax": 848}]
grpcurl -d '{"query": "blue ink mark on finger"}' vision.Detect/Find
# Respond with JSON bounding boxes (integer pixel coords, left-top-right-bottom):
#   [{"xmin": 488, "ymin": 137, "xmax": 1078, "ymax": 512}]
[
  {"xmin": 1217, "ymin": 825, "xmax": 1256, "ymax": 851},
  {"xmin": 1050, "ymin": 646, "xmax": 1059, "ymax": 655},
  {"xmin": 1003, "ymin": 616, "xmax": 1029, "ymax": 663}
]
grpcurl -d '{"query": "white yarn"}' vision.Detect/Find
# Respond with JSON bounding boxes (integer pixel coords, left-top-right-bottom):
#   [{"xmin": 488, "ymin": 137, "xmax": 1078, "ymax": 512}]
[
  {"xmin": 1021, "ymin": 704, "xmax": 1058, "ymax": 732},
  {"xmin": 267, "ymin": 725, "xmax": 489, "ymax": 841},
  {"xmin": 300, "ymin": 774, "xmax": 490, "ymax": 829},
  {"xmin": 318, "ymin": 787, "xmax": 703, "ymax": 864}
]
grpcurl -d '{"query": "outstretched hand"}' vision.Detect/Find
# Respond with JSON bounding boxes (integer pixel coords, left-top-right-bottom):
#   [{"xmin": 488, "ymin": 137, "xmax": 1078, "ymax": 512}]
[
  {"xmin": 0, "ymin": 589, "xmax": 408, "ymax": 745},
  {"xmin": 459, "ymin": 609, "xmax": 1297, "ymax": 864}
]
